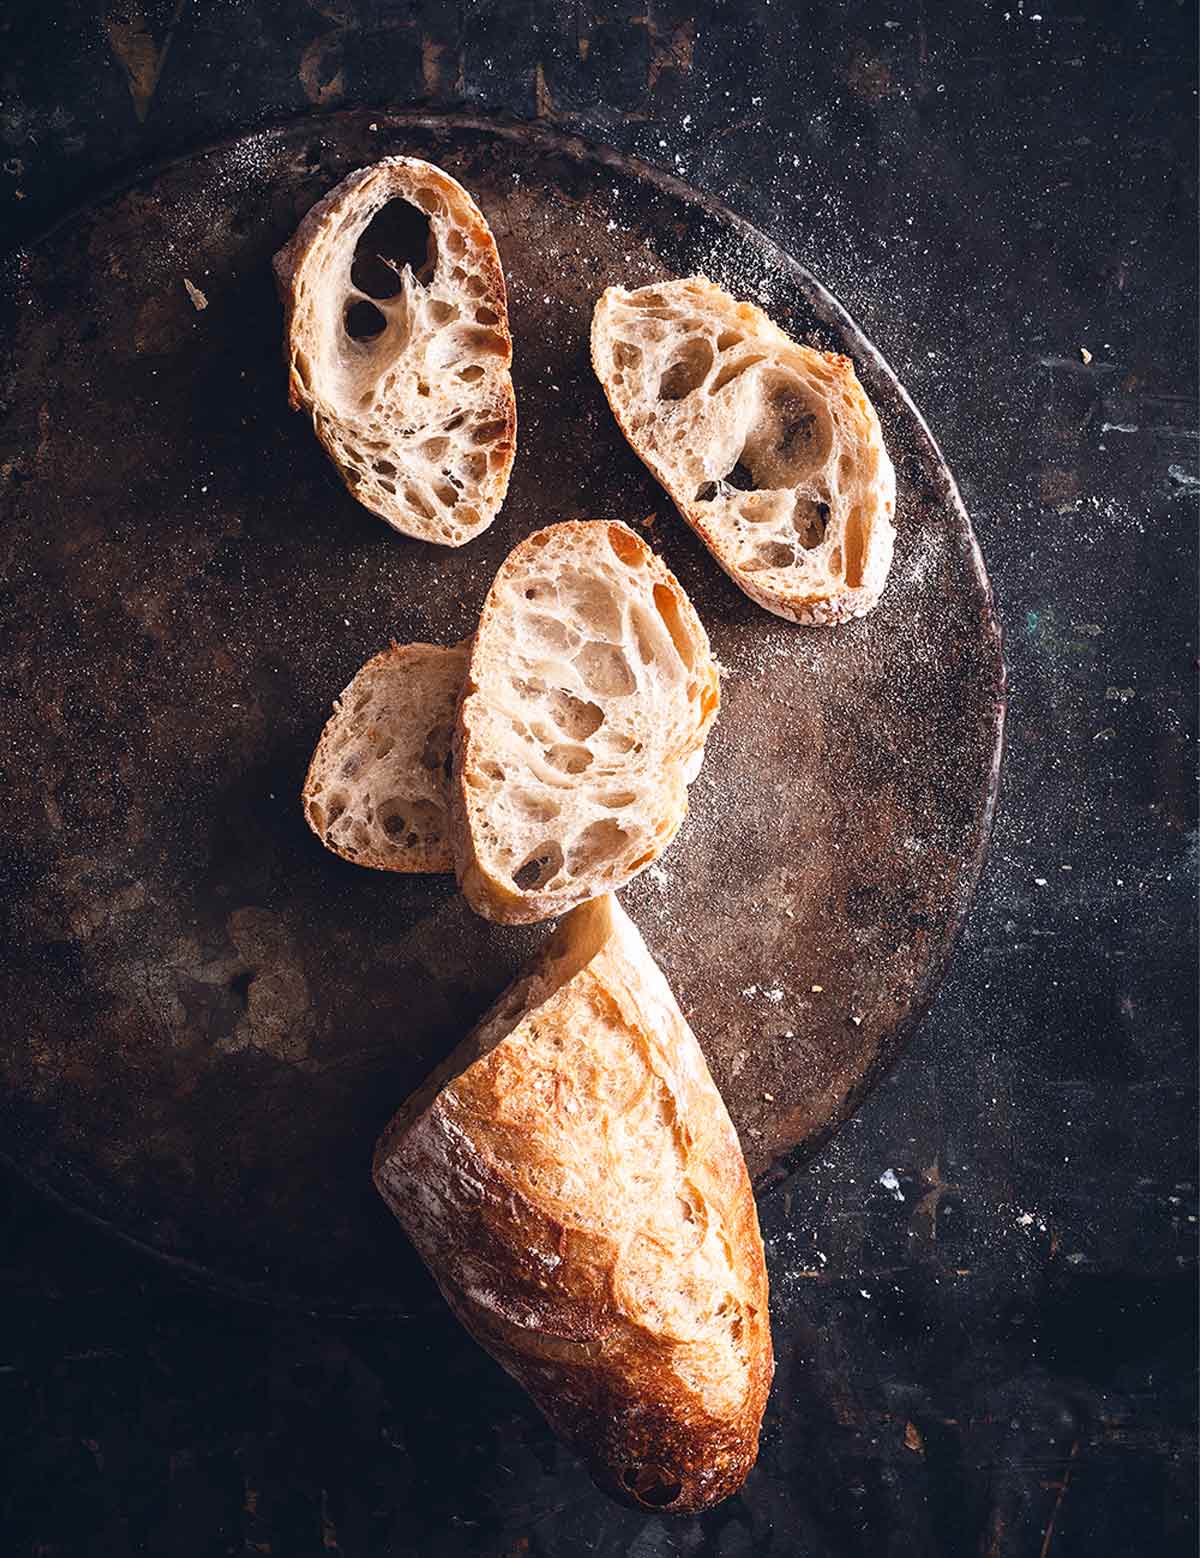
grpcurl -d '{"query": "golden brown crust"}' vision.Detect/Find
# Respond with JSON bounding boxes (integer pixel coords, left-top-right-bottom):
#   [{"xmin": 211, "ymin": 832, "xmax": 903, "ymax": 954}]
[{"xmin": 373, "ymin": 896, "xmax": 772, "ymax": 1513}]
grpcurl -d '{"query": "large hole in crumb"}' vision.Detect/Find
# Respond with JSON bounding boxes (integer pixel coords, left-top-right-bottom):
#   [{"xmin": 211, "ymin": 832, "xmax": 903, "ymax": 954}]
[
  {"xmin": 344, "ymin": 299, "xmax": 387, "ymax": 341},
  {"xmin": 562, "ymin": 573, "xmax": 623, "ymax": 641},
  {"xmin": 546, "ymin": 743, "xmax": 594, "ymax": 775},
  {"xmin": 621, "ymin": 1465, "xmax": 682, "ymax": 1509},
  {"xmin": 607, "ymin": 525, "xmax": 644, "ymax": 568},
  {"xmin": 350, "ymin": 198, "xmax": 436, "ymax": 298},
  {"xmin": 793, "ymin": 497, "xmax": 831, "ymax": 549},
  {"xmin": 575, "ymin": 642, "xmax": 636, "ymax": 697},
  {"xmin": 547, "ymin": 690, "xmax": 604, "ymax": 739},
  {"xmin": 738, "ymin": 373, "xmax": 833, "ymax": 489},
  {"xmin": 843, "ymin": 504, "xmax": 867, "ymax": 589},
  {"xmin": 420, "ymin": 723, "xmax": 451, "ymax": 772},
  {"xmin": 743, "ymin": 540, "xmax": 796, "ymax": 572},
  {"xmin": 567, "ymin": 818, "xmax": 629, "ymax": 874},
  {"xmin": 511, "ymin": 790, "xmax": 560, "ymax": 822},
  {"xmin": 652, "ymin": 584, "xmax": 695, "ymax": 670},
  {"xmin": 657, "ymin": 337, "xmax": 714, "ymax": 400},
  {"xmin": 513, "ymin": 841, "xmax": 564, "ymax": 892}
]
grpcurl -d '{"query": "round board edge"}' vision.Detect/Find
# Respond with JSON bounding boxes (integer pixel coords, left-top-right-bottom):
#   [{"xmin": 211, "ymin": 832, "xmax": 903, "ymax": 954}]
[{"xmin": 0, "ymin": 107, "xmax": 1007, "ymax": 1313}]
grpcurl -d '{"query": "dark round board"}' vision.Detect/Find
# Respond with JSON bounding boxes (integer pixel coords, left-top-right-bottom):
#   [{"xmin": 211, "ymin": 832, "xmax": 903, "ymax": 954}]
[{"xmin": 0, "ymin": 112, "xmax": 1004, "ymax": 1312}]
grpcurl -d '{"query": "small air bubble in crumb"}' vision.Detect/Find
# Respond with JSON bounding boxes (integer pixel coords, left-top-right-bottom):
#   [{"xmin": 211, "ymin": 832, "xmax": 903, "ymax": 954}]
[{"xmin": 184, "ymin": 277, "xmax": 208, "ymax": 311}]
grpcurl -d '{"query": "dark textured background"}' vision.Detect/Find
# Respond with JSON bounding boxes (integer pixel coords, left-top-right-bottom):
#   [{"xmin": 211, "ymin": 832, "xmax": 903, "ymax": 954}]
[{"xmin": 0, "ymin": 3, "xmax": 1196, "ymax": 1555}]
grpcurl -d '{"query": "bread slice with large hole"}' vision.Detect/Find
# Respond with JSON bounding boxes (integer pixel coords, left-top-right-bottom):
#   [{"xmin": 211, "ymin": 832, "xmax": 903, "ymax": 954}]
[
  {"xmin": 451, "ymin": 520, "xmax": 719, "ymax": 924},
  {"xmin": 304, "ymin": 641, "xmax": 468, "ymax": 871},
  {"xmin": 373, "ymin": 892, "xmax": 773, "ymax": 1513},
  {"xmin": 274, "ymin": 157, "xmax": 516, "ymax": 546},
  {"xmin": 592, "ymin": 276, "xmax": 896, "ymax": 624}
]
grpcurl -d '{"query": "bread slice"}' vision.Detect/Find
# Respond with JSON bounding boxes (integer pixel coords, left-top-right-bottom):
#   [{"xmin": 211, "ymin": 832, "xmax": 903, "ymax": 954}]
[
  {"xmin": 373, "ymin": 893, "xmax": 773, "ymax": 1513},
  {"xmin": 450, "ymin": 520, "xmax": 719, "ymax": 924},
  {"xmin": 274, "ymin": 157, "xmax": 516, "ymax": 546},
  {"xmin": 591, "ymin": 276, "xmax": 896, "ymax": 624},
  {"xmin": 303, "ymin": 641, "xmax": 468, "ymax": 872}
]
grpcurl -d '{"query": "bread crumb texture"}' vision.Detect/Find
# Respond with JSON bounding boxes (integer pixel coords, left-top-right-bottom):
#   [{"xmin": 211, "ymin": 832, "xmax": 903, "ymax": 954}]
[
  {"xmin": 275, "ymin": 157, "xmax": 516, "ymax": 546},
  {"xmin": 303, "ymin": 642, "xmax": 467, "ymax": 871},
  {"xmin": 453, "ymin": 521, "xmax": 720, "ymax": 923},
  {"xmin": 592, "ymin": 276, "xmax": 896, "ymax": 623}
]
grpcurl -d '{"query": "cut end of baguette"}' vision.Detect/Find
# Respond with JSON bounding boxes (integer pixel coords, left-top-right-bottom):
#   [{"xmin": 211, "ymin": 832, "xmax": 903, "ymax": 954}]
[
  {"xmin": 591, "ymin": 276, "xmax": 897, "ymax": 624},
  {"xmin": 275, "ymin": 157, "xmax": 516, "ymax": 546},
  {"xmin": 373, "ymin": 894, "xmax": 773, "ymax": 1513},
  {"xmin": 451, "ymin": 521, "xmax": 719, "ymax": 924},
  {"xmin": 303, "ymin": 641, "xmax": 468, "ymax": 871}
]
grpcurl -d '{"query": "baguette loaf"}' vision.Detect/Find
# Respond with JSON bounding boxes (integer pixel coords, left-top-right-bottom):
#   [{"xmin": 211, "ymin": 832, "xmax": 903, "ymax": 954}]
[
  {"xmin": 373, "ymin": 893, "xmax": 773, "ymax": 1512},
  {"xmin": 274, "ymin": 157, "xmax": 516, "ymax": 546},
  {"xmin": 303, "ymin": 641, "xmax": 467, "ymax": 871},
  {"xmin": 451, "ymin": 521, "xmax": 719, "ymax": 924},
  {"xmin": 592, "ymin": 276, "xmax": 896, "ymax": 624}
]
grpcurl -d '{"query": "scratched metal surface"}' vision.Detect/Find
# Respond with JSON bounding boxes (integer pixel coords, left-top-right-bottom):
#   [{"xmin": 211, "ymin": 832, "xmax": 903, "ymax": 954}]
[{"xmin": 0, "ymin": 3, "xmax": 1196, "ymax": 1557}]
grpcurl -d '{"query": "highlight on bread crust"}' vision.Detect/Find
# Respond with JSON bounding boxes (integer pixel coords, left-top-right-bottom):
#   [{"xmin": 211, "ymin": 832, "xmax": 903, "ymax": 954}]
[
  {"xmin": 373, "ymin": 893, "xmax": 773, "ymax": 1513},
  {"xmin": 591, "ymin": 276, "xmax": 896, "ymax": 624},
  {"xmin": 274, "ymin": 157, "xmax": 516, "ymax": 546},
  {"xmin": 450, "ymin": 520, "xmax": 720, "ymax": 924},
  {"xmin": 303, "ymin": 641, "xmax": 468, "ymax": 871}
]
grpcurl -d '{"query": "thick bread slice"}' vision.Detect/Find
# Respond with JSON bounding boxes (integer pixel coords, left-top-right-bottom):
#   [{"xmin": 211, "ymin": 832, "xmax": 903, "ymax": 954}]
[
  {"xmin": 274, "ymin": 157, "xmax": 516, "ymax": 546},
  {"xmin": 373, "ymin": 894, "xmax": 773, "ymax": 1513},
  {"xmin": 592, "ymin": 276, "xmax": 897, "ymax": 624},
  {"xmin": 451, "ymin": 520, "xmax": 719, "ymax": 924},
  {"xmin": 303, "ymin": 642, "xmax": 468, "ymax": 872}
]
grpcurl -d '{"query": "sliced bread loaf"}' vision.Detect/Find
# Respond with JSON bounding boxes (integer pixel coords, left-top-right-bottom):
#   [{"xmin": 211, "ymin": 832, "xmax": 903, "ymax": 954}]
[
  {"xmin": 592, "ymin": 276, "xmax": 896, "ymax": 624},
  {"xmin": 373, "ymin": 892, "xmax": 773, "ymax": 1512},
  {"xmin": 303, "ymin": 641, "xmax": 468, "ymax": 871},
  {"xmin": 274, "ymin": 157, "xmax": 516, "ymax": 546},
  {"xmin": 451, "ymin": 521, "xmax": 719, "ymax": 924}
]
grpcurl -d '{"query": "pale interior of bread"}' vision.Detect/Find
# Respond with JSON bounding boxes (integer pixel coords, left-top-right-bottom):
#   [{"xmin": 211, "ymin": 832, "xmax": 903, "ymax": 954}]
[
  {"xmin": 460, "ymin": 522, "xmax": 717, "ymax": 909},
  {"xmin": 304, "ymin": 642, "xmax": 467, "ymax": 871},
  {"xmin": 281, "ymin": 159, "xmax": 515, "ymax": 546},
  {"xmin": 592, "ymin": 276, "xmax": 896, "ymax": 621}
]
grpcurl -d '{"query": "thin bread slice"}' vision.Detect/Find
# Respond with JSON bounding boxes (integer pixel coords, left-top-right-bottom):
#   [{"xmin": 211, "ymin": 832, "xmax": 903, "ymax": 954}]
[
  {"xmin": 373, "ymin": 893, "xmax": 773, "ymax": 1513},
  {"xmin": 451, "ymin": 521, "xmax": 719, "ymax": 924},
  {"xmin": 303, "ymin": 641, "xmax": 468, "ymax": 871},
  {"xmin": 274, "ymin": 157, "xmax": 516, "ymax": 546},
  {"xmin": 591, "ymin": 276, "xmax": 896, "ymax": 624}
]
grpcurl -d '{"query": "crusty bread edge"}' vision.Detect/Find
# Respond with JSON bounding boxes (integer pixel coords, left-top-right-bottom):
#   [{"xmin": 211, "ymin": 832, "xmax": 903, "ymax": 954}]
[
  {"xmin": 372, "ymin": 894, "xmax": 773, "ymax": 1513},
  {"xmin": 274, "ymin": 157, "xmax": 517, "ymax": 547},
  {"xmin": 590, "ymin": 278, "xmax": 897, "ymax": 625},
  {"xmin": 449, "ymin": 521, "xmax": 720, "ymax": 925},
  {"xmin": 301, "ymin": 639, "xmax": 468, "ymax": 873}
]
